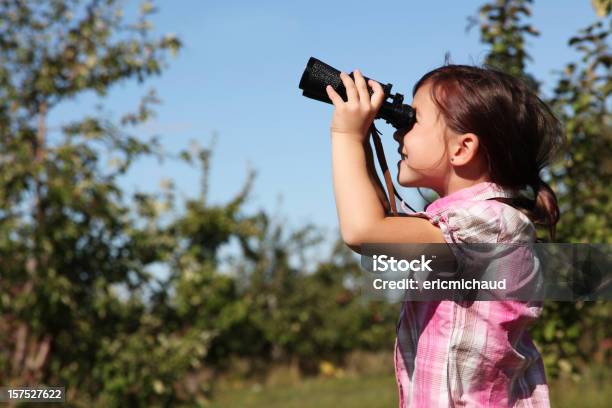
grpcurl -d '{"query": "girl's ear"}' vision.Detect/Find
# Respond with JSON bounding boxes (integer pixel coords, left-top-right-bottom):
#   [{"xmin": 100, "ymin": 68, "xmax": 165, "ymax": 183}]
[{"xmin": 449, "ymin": 133, "xmax": 480, "ymax": 166}]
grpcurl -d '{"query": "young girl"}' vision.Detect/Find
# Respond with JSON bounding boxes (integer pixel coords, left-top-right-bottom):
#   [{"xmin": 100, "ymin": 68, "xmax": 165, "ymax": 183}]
[{"xmin": 325, "ymin": 65, "xmax": 564, "ymax": 407}]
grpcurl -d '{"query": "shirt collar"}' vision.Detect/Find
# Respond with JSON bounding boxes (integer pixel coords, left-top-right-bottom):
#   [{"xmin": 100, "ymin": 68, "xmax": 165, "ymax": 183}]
[{"xmin": 424, "ymin": 181, "xmax": 525, "ymax": 213}]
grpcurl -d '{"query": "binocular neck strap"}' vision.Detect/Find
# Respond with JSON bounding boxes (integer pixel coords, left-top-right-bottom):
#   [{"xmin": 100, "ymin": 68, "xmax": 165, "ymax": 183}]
[{"xmin": 369, "ymin": 124, "xmax": 398, "ymax": 216}]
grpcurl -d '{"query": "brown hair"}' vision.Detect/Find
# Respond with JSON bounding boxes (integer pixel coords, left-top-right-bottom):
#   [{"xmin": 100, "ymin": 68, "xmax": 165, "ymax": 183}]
[{"xmin": 414, "ymin": 65, "xmax": 566, "ymax": 241}]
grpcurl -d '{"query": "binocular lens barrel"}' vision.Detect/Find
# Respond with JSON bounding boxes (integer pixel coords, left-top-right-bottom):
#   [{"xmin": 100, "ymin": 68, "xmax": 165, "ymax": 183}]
[{"xmin": 298, "ymin": 57, "xmax": 415, "ymax": 130}]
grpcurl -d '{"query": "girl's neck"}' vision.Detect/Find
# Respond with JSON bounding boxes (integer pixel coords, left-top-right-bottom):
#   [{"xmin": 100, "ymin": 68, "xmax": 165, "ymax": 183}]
[{"xmin": 436, "ymin": 175, "xmax": 492, "ymax": 198}]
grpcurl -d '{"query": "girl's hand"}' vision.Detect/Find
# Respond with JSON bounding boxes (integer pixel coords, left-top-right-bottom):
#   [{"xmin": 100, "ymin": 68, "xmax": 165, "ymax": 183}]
[{"xmin": 325, "ymin": 69, "xmax": 386, "ymax": 142}]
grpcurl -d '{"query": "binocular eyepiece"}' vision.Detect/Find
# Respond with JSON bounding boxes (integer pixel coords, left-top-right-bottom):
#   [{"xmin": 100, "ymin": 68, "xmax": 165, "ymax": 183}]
[{"xmin": 298, "ymin": 57, "xmax": 415, "ymax": 130}]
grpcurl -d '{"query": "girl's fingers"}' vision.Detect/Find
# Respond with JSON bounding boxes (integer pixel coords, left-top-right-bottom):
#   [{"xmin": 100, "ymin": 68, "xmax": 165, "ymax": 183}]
[
  {"xmin": 353, "ymin": 69, "xmax": 370, "ymax": 107},
  {"xmin": 339, "ymin": 71, "xmax": 359, "ymax": 103},
  {"xmin": 368, "ymin": 79, "xmax": 386, "ymax": 110},
  {"xmin": 326, "ymin": 85, "xmax": 343, "ymax": 106}
]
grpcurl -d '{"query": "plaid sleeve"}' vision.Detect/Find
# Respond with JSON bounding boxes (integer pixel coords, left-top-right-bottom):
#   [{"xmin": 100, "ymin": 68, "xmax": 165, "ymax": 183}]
[{"xmin": 408, "ymin": 200, "xmax": 536, "ymax": 245}]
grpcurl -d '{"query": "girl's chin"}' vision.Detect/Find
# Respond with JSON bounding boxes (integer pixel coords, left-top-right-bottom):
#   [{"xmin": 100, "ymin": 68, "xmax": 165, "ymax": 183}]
[
  {"xmin": 397, "ymin": 174, "xmax": 417, "ymax": 187},
  {"xmin": 397, "ymin": 161, "xmax": 433, "ymax": 188},
  {"xmin": 399, "ymin": 161, "xmax": 437, "ymax": 189},
  {"xmin": 398, "ymin": 179, "xmax": 417, "ymax": 187},
  {"xmin": 397, "ymin": 170, "xmax": 426, "ymax": 188},
  {"xmin": 397, "ymin": 162, "xmax": 416, "ymax": 186}
]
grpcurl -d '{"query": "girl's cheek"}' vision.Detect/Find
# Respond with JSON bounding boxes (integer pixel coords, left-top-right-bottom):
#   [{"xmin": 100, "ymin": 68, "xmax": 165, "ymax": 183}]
[{"xmin": 403, "ymin": 130, "xmax": 416, "ymax": 146}]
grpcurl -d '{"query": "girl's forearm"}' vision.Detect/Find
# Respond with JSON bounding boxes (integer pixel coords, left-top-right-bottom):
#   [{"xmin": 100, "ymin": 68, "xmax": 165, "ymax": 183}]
[{"xmin": 332, "ymin": 133, "xmax": 387, "ymax": 244}]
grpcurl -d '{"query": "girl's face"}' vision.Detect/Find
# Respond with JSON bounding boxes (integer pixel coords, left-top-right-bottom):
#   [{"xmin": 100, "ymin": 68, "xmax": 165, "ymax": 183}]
[{"xmin": 394, "ymin": 81, "xmax": 452, "ymax": 192}]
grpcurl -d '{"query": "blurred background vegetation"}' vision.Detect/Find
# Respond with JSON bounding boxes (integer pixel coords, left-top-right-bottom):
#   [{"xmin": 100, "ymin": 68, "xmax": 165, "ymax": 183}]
[{"xmin": 0, "ymin": 0, "xmax": 609, "ymax": 407}]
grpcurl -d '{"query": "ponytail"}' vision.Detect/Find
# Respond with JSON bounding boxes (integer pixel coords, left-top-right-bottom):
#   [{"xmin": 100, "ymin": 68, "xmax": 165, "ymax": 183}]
[
  {"xmin": 508, "ymin": 178, "xmax": 560, "ymax": 242},
  {"xmin": 531, "ymin": 178, "xmax": 560, "ymax": 241}
]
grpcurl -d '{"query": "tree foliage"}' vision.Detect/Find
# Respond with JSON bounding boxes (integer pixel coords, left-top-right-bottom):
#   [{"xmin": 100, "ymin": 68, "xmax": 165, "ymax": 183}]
[{"xmin": 0, "ymin": 0, "xmax": 198, "ymax": 405}]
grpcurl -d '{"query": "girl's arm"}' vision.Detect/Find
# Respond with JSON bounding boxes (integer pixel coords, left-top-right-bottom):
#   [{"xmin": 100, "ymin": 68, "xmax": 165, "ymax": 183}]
[
  {"xmin": 332, "ymin": 132, "xmax": 444, "ymax": 248},
  {"xmin": 327, "ymin": 71, "xmax": 445, "ymax": 251}
]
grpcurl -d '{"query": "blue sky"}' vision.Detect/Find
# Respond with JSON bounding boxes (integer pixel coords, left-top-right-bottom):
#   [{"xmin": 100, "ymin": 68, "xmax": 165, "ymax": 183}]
[{"xmin": 49, "ymin": 0, "xmax": 602, "ymax": 253}]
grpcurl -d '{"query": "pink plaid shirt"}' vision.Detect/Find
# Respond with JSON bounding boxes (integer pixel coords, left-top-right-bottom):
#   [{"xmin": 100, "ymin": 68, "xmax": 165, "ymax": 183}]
[{"xmin": 395, "ymin": 182, "xmax": 550, "ymax": 407}]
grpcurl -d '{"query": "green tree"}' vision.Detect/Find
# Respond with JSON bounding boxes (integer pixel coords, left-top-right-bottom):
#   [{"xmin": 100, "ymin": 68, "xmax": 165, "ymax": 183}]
[
  {"xmin": 538, "ymin": 15, "xmax": 611, "ymax": 379},
  {"xmin": 223, "ymin": 216, "xmax": 398, "ymax": 376},
  {"xmin": 469, "ymin": 0, "xmax": 540, "ymax": 88},
  {"xmin": 548, "ymin": 19, "xmax": 611, "ymax": 243},
  {"xmin": 0, "ymin": 0, "xmax": 216, "ymax": 405}
]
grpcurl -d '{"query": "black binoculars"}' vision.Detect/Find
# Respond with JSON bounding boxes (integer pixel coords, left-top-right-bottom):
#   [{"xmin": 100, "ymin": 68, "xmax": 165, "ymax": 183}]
[{"xmin": 298, "ymin": 57, "xmax": 415, "ymax": 130}]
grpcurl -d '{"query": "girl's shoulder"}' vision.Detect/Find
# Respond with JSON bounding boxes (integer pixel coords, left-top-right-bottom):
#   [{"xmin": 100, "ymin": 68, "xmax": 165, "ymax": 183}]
[{"xmin": 406, "ymin": 198, "xmax": 536, "ymax": 244}]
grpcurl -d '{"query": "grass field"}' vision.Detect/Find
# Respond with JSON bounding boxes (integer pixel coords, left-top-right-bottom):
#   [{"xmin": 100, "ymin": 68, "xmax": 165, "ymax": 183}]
[{"xmin": 209, "ymin": 370, "xmax": 611, "ymax": 408}]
